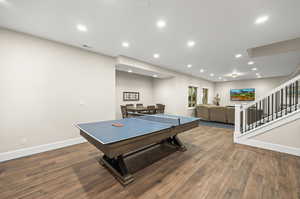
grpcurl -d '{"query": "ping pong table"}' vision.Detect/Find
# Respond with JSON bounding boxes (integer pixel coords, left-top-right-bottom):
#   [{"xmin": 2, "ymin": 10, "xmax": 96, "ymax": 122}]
[{"xmin": 76, "ymin": 114, "xmax": 199, "ymax": 185}]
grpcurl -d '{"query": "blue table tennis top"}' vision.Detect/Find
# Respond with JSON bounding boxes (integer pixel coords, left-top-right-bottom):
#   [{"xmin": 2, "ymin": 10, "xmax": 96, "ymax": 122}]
[{"xmin": 76, "ymin": 114, "xmax": 199, "ymax": 144}]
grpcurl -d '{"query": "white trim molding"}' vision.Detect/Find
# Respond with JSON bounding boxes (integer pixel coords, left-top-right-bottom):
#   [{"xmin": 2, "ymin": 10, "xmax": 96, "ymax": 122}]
[
  {"xmin": 235, "ymin": 138, "xmax": 300, "ymax": 157},
  {"xmin": 0, "ymin": 137, "xmax": 86, "ymax": 162}
]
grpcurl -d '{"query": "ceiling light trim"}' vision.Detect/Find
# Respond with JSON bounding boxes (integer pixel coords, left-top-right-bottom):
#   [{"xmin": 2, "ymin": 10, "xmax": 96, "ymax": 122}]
[
  {"xmin": 255, "ymin": 15, "xmax": 269, "ymax": 24},
  {"xmin": 77, "ymin": 24, "xmax": 88, "ymax": 32}
]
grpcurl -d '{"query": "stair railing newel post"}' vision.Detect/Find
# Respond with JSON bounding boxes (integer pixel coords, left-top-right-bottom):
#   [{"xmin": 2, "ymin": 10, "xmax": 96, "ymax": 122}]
[{"xmin": 234, "ymin": 104, "xmax": 243, "ymax": 142}]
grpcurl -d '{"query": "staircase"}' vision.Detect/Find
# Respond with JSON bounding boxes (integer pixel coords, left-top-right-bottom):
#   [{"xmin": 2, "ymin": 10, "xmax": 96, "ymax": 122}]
[{"xmin": 234, "ymin": 74, "xmax": 300, "ymax": 156}]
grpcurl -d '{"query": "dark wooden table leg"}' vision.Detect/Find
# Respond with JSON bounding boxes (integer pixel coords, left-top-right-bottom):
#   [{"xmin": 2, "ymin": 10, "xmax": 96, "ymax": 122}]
[
  {"xmin": 173, "ymin": 136, "xmax": 187, "ymax": 151},
  {"xmin": 100, "ymin": 155, "xmax": 134, "ymax": 186},
  {"xmin": 165, "ymin": 136, "xmax": 187, "ymax": 151}
]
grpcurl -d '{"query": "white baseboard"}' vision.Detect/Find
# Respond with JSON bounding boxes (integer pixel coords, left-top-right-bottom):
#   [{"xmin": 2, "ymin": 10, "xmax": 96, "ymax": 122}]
[
  {"xmin": 235, "ymin": 138, "xmax": 300, "ymax": 157},
  {"xmin": 0, "ymin": 137, "xmax": 87, "ymax": 162}
]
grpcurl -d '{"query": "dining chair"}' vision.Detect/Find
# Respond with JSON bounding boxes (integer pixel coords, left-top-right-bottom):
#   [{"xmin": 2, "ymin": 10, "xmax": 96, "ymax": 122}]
[
  {"xmin": 147, "ymin": 105, "xmax": 156, "ymax": 114},
  {"xmin": 136, "ymin": 103, "xmax": 143, "ymax": 107},
  {"xmin": 125, "ymin": 104, "xmax": 134, "ymax": 107},
  {"xmin": 156, "ymin": 104, "xmax": 165, "ymax": 114},
  {"xmin": 120, "ymin": 105, "xmax": 128, "ymax": 118}
]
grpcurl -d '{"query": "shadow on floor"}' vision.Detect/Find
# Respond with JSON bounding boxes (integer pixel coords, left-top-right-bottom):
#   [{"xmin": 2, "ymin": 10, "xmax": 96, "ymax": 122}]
[{"xmin": 198, "ymin": 120, "xmax": 234, "ymax": 129}]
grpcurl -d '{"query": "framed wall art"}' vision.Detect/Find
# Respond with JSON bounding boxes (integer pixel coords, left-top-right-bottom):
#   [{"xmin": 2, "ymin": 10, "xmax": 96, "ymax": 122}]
[{"xmin": 123, "ymin": 92, "xmax": 140, "ymax": 101}]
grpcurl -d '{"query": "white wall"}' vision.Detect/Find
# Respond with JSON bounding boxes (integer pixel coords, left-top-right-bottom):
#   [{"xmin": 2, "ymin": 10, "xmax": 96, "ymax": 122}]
[
  {"xmin": 153, "ymin": 74, "xmax": 215, "ymax": 117},
  {"xmin": 0, "ymin": 29, "xmax": 116, "ymax": 153},
  {"xmin": 117, "ymin": 57, "xmax": 215, "ymax": 117},
  {"xmin": 214, "ymin": 77, "xmax": 286, "ymax": 106},
  {"xmin": 115, "ymin": 71, "xmax": 154, "ymax": 119},
  {"xmin": 253, "ymin": 117, "xmax": 300, "ymax": 148},
  {"xmin": 115, "ymin": 70, "xmax": 215, "ymax": 118}
]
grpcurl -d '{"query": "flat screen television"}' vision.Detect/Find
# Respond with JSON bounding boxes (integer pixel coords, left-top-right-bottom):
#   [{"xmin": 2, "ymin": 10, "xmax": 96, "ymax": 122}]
[{"xmin": 230, "ymin": 88, "xmax": 255, "ymax": 101}]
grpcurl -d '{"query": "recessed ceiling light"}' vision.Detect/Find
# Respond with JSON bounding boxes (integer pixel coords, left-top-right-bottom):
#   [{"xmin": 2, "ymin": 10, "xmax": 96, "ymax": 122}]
[
  {"xmin": 210, "ymin": 73, "xmax": 214, "ymax": 77},
  {"xmin": 153, "ymin": 74, "xmax": 158, "ymax": 78},
  {"xmin": 153, "ymin": 53, "xmax": 160, "ymax": 58},
  {"xmin": 187, "ymin": 64, "xmax": 192, "ymax": 68},
  {"xmin": 255, "ymin": 15, "xmax": 269, "ymax": 24},
  {"xmin": 122, "ymin": 42, "xmax": 130, "ymax": 48},
  {"xmin": 230, "ymin": 71, "xmax": 243, "ymax": 78},
  {"xmin": 235, "ymin": 54, "xmax": 242, "ymax": 58},
  {"xmin": 77, "ymin": 24, "xmax": 87, "ymax": 32},
  {"xmin": 128, "ymin": 70, "xmax": 132, "ymax": 73},
  {"xmin": 231, "ymin": 73, "xmax": 238, "ymax": 78},
  {"xmin": 200, "ymin": 69, "xmax": 205, "ymax": 73},
  {"xmin": 156, "ymin": 20, "xmax": 166, "ymax": 28},
  {"xmin": 187, "ymin": 40, "xmax": 195, "ymax": 47},
  {"xmin": 218, "ymin": 77, "xmax": 222, "ymax": 80},
  {"xmin": 252, "ymin": 67, "xmax": 257, "ymax": 71},
  {"xmin": 248, "ymin": 61, "xmax": 255, "ymax": 65}
]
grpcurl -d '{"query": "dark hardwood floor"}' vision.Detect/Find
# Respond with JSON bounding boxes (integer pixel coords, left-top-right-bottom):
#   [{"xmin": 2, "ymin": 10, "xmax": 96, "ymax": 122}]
[{"xmin": 1, "ymin": 125, "xmax": 300, "ymax": 199}]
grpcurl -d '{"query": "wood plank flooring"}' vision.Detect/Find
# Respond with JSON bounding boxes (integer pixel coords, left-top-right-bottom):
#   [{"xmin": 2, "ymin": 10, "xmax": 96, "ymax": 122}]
[{"xmin": 1, "ymin": 125, "xmax": 300, "ymax": 199}]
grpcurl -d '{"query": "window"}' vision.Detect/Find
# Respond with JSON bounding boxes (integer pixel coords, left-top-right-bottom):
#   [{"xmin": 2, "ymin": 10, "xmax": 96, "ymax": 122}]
[
  {"xmin": 202, "ymin": 88, "xmax": 208, "ymax": 104},
  {"xmin": 188, "ymin": 86, "xmax": 197, "ymax": 107}
]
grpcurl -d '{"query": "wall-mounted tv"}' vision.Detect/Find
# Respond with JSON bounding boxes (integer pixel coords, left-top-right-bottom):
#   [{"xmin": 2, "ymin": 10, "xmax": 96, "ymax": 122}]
[{"xmin": 230, "ymin": 88, "xmax": 255, "ymax": 101}]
